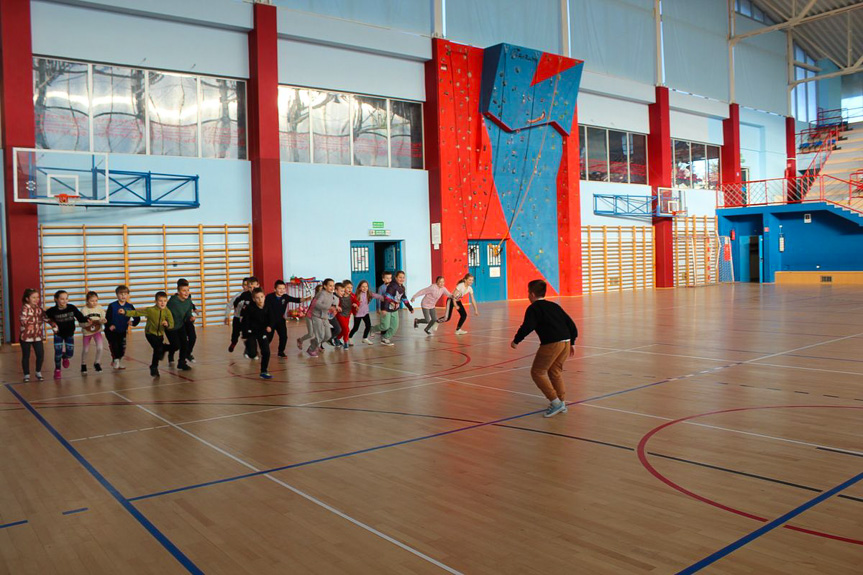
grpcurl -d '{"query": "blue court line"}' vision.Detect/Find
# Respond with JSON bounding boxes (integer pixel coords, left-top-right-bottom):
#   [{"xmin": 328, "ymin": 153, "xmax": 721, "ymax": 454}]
[
  {"xmin": 61, "ymin": 507, "xmax": 89, "ymax": 515},
  {"xmin": 0, "ymin": 519, "xmax": 28, "ymax": 530},
  {"xmin": 129, "ymin": 372, "xmax": 698, "ymax": 502},
  {"xmin": 677, "ymin": 470, "xmax": 863, "ymax": 574},
  {"xmin": 4, "ymin": 384, "xmax": 203, "ymax": 575}
]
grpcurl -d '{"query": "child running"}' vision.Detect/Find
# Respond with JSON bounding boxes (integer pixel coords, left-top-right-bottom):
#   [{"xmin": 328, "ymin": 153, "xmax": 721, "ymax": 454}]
[
  {"xmin": 226, "ymin": 278, "xmax": 249, "ymax": 352},
  {"xmin": 242, "ymin": 287, "xmax": 280, "ymax": 379},
  {"xmin": 307, "ymin": 278, "xmax": 338, "ymax": 357},
  {"xmin": 232, "ymin": 276, "xmax": 260, "ymax": 358},
  {"xmin": 411, "ymin": 276, "xmax": 451, "ymax": 335},
  {"xmin": 510, "ymin": 279, "xmax": 578, "ymax": 418},
  {"xmin": 120, "ymin": 291, "xmax": 174, "ymax": 377},
  {"xmin": 348, "ymin": 280, "xmax": 380, "ymax": 345},
  {"xmin": 327, "ymin": 282, "xmax": 345, "ymax": 347},
  {"xmin": 297, "ymin": 284, "xmax": 324, "ymax": 351},
  {"xmin": 334, "ymin": 280, "xmax": 355, "ymax": 349},
  {"xmin": 80, "ymin": 291, "xmax": 107, "ymax": 373},
  {"xmin": 166, "ymin": 279, "xmax": 194, "ymax": 370},
  {"xmin": 45, "ymin": 290, "xmax": 89, "ymax": 380},
  {"xmin": 19, "ymin": 289, "xmax": 48, "ymax": 382},
  {"xmin": 266, "ymin": 279, "xmax": 308, "ymax": 358},
  {"xmin": 105, "ymin": 285, "xmax": 141, "ymax": 370},
  {"xmin": 441, "ymin": 273, "xmax": 479, "ymax": 335},
  {"xmin": 374, "ymin": 270, "xmax": 414, "ymax": 346}
]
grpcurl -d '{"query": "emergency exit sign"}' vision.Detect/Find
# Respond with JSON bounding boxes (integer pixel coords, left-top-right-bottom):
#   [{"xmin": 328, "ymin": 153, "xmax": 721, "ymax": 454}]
[
  {"xmin": 369, "ymin": 229, "xmax": 391, "ymax": 237},
  {"xmin": 372, "ymin": 221, "xmax": 385, "ymax": 229}
]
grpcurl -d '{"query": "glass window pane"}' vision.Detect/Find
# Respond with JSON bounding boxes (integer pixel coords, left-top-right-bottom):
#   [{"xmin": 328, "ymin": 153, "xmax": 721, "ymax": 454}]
[
  {"xmin": 691, "ymin": 143, "xmax": 707, "ymax": 189},
  {"xmin": 608, "ymin": 130, "xmax": 628, "ymax": 183},
  {"xmin": 579, "ymin": 125, "xmax": 586, "ymax": 180},
  {"xmin": 752, "ymin": 5, "xmax": 763, "ymax": 22},
  {"xmin": 629, "ymin": 133, "xmax": 647, "ymax": 184},
  {"xmin": 353, "ymin": 96, "xmax": 388, "ymax": 167},
  {"xmin": 707, "ymin": 145, "xmax": 721, "ymax": 189},
  {"xmin": 807, "ymin": 76, "xmax": 817, "ymax": 122},
  {"xmin": 794, "ymin": 45, "xmax": 805, "ymax": 61},
  {"xmin": 148, "ymin": 72, "xmax": 198, "ymax": 157},
  {"xmin": 390, "ymin": 100, "xmax": 423, "ymax": 169},
  {"xmin": 200, "ymin": 77, "xmax": 246, "ymax": 160},
  {"xmin": 278, "ymin": 86, "xmax": 310, "ymax": 162},
  {"xmin": 92, "ymin": 65, "xmax": 145, "ymax": 154},
  {"xmin": 587, "ymin": 127, "xmax": 608, "ymax": 182},
  {"xmin": 33, "ymin": 58, "xmax": 90, "ymax": 151},
  {"xmin": 740, "ymin": 0, "xmax": 751, "ymax": 17},
  {"xmin": 674, "ymin": 140, "xmax": 692, "ymax": 188},
  {"xmin": 311, "ymin": 91, "xmax": 351, "ymax": 165},
  {"xmin": 796, "ymin": 83, "xmax": 807, "ymax": 123}
]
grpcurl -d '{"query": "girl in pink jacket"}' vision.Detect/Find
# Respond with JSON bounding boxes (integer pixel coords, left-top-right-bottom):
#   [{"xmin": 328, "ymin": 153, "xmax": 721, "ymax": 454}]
[{"xmin": 411, "ymin": 277, "xmax": 452, "ymax": 335}]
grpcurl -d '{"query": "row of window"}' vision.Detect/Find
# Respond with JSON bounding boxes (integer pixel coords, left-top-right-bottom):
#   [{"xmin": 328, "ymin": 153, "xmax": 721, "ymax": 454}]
[
  {"xmin": 578, "ymin": 126, "xmax": 648, "ymax": 184},
  {"xmin": 735, "ymin": 0, "xmax": 776, "ymax": 26},
  {"xmin": 34, "ymin": 57, "xmax": 246, "ymax": 159},
  {"xmin": 673, "ymin": 140, "xmax": 721, "ymax": 190},
  {"xmin": 278, "ymin": 87, "xmax": 423, "ymax": 169},
  {"xmin": 791, "ymin": 44, "xmax": 819, "ymax": 125}
]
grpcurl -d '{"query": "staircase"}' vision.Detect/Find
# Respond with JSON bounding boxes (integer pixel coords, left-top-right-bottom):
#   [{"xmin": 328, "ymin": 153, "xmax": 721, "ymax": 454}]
[{"xmin": 803, "ymin": 120, "xmax": 863, "ymax": 213}]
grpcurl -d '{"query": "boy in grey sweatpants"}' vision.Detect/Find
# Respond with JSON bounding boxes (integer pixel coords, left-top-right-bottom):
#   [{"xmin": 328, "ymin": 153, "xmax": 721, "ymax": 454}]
[{"xmin": 307, "ymin": 278, "xmax": 338, "ymax": 357}]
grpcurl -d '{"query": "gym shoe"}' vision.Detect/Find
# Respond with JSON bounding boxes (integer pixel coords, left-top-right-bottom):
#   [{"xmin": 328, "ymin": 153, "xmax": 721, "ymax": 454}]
[
  {"xmin": 543, "ymin": 401, "xmax": 567, "ymax": 418},
  {"xmin": 150, "ymin": 367, "xmax": 160, "ymax": 377},
  {"xmin": 343, "ymin": 341, "xmax": 349, "ymax": 350},
  {"xmin": 94, "ymin": 363, "xmax": 102, "ymax": 372},
  {"xmin": 178, "ymin": 364, "xmax": 192, "ymax": 371},
  {"xmin": 432, "ymin": 323, "xmax": 439, "ymax": 332},
  {"xmin": 260, "ymin": 372, "xmax": 273, "ymax": 380},
  {"xmin": 228, "ymin": 342, "xmax": 236, "ymax": 353},
  {"xmin": 455, "ymin": 329, "xmax": 468, "ymax": 335},
  {"xmin": 362, "ymin": 338, "xmax": 373, "ymax": 345},
  {"xmin": 54, "ymin": 369, "xmax": 61, "ymax": 380},
  {"xmin": 278, "ymin": 352, "xmax": 288, "ymax": 358},
  {"xmin": 296, "ymin": 338, "xmax": 303, "ymax": 350},
  {"xmin": 81, "ymin": 365, "xmax": 87, "ymax": 374},
  {"xmin": 413, "ymin": 318, "xmax": 419, "ymax": 329},
  {"xmin": 112, "ymin": 359, "xmax": 120, "ymax": 370},
  {"xmin": 187, "ymin": 354, "xmax": 195, "ymax": 363},
  {"xmin": 243, "ymin": 353, "xmax": 250, "ymax": 359},
  {"xmin": 62, "ymin": 357, "xmax": 70, "ymax": 369},
  {"xmin": 306, "ymin": 348, "xmax": 319, "ymax": 357},
  {"xmin": 380, "ymin": 338, "xmax": 394, "ymax": 346},
  {"xmin": 23, "ymin": 374, "xmax": 30, "ymax": 383},
  {"xmin": 35, "ymin": 372, "xmax": 44, "ymax": 381}
]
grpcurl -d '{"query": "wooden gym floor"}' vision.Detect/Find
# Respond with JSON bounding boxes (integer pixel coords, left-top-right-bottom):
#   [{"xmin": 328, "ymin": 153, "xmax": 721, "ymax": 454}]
[{"xmin": 1, "ymin": 284, "xmax": 862, "ymax": 574}]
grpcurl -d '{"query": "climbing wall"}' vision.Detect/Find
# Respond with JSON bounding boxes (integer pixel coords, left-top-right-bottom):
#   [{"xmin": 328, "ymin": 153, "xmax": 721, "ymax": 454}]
[{"xmin": 425, "ymin": 39, "xmax": 584, "ymax": 296}]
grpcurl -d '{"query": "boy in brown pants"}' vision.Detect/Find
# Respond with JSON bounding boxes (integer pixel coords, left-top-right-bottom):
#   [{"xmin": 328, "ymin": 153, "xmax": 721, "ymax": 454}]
[{"xmin": 511, "ymin": 279, "xmax": 578, "ymax": 418}]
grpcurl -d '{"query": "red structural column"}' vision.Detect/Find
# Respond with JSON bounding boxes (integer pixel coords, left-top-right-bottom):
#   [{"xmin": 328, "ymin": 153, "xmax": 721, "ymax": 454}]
[
  {"xmin": 0, "ymin": 0, "xmax": 40, "ymax": 342},
  {"xmin": 784, "ymin": 115, "xmax": 798, "ymax": 202},
  {"xmin": 648, "ymin": 86, "xmax": 674, "ymax": 288},
  {"xmin": 721, "ymin": 103, "xmax": 742, "ymax": 205},
  {"xmin": 557, "ymin": 109, "xmax": 582, "ymax": 295},
  {"xmin": 247, "ymin": 3, "xmax": 283, "ymax": 286},
  {"xmin": 423, "ymin": 39, "xmax": 445, "ymax": 283}
]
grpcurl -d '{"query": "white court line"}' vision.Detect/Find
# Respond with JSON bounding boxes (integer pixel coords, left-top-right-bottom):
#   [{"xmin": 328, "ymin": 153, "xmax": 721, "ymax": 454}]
[{"xmin": 111, "ymin": 392, "xmax": 463, "ymax": 575}]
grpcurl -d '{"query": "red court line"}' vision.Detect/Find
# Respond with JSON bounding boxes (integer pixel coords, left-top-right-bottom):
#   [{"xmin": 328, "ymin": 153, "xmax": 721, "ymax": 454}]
[{"xmin": 637, "ymin": 404, "xmax": 863, "ymax": 546}]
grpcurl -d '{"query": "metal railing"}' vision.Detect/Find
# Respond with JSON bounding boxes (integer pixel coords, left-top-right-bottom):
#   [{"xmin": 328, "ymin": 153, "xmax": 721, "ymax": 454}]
[{"xmin": 717, "ymin": 175, "xmax": 863, "ymax": 214}]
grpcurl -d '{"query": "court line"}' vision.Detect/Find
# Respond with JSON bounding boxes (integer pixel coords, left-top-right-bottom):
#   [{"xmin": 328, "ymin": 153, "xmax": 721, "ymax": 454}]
[
  {"xmin": 0, "ymin": 519, "xmax": 28, "ymax": 530},
  {"xmin": 111, "ymin": 392, "xmax": 464, "ymax": 575},
  {"xmin": 61, "ymin": 507, "xmax": 89, "ymax": 515},
  {"xmin": 676, "ymin": 472, "xmax": 863, "ymax": 574},
  {"xmin": 4, "ymin": 384, "xmax": 204, "ymax": 575}
]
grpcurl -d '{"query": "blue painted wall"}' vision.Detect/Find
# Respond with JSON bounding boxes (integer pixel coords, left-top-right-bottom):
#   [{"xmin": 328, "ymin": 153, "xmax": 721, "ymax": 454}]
[{"xmin": 719, "ymin": 204, "xmax": 863, "ymax": 282}]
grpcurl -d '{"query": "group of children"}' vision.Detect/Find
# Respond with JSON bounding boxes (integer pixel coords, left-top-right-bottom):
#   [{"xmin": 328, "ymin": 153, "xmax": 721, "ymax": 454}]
[{"xmin": 18, "ymin": 271, "xmax": 579, "ymax": 418}]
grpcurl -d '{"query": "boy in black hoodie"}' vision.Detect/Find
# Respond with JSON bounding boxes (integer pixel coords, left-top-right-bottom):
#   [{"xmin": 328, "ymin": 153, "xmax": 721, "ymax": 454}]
[
  {"xmin": 511, "ymin": 279, "xmax": 578, "ymax": 418},
  {"xmin": 242, "ymin": 287, "xmax": 280, "ymax": 379}
]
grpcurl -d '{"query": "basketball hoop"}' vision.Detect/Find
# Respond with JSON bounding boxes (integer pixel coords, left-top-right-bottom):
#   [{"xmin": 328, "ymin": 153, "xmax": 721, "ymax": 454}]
[{"xmin": 56, "ymin": 193, "xmax": 80, "ymax": 214}]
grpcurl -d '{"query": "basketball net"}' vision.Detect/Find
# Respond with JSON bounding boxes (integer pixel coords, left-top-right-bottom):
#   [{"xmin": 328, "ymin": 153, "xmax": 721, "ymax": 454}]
[{"xmin": 57, "ymin": 193, "xmax": 79, "ymax": 214}]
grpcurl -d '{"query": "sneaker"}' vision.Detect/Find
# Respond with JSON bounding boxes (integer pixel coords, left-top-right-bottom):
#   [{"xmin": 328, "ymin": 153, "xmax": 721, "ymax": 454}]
[
  {"xmin": 112, "ymin": 359, "xmax": 120, "ymax": 370},
  {"xmin": 81, "ymin": 365, "xmax": 87, "ymax": 374},
  {"xmin": 187, "ymin": 354, "xmax": 195, "ymax": 363},
  {"xmin": 413, "ymin": 318, "xmax": 419, "ymax": 329},
  {"xmin": 278, "ymin": 352, "xmax": 288, "ymax": 358},
  {"xmin": 94, "ymin": 363, "xmax": 102, "ymax": 372},
  {"xmin": 228, "ymin": 342, "xmax": 236, "ymax": 353},
  {"xmin": 260, "ymin": 372, "xmax": 273, "ymax": 380},
  {"xmin": 432, "ymin": 323, "xmax": 439, "ymax": 332},
  {"xmin": 116, "ymin": 360, "xmax": 126, "ymax": 370},
  {"xmin": 380, "ymin": 339, "xmax": 394, "ymax": 346},
  {"xmin": 253, "ymin": 356, "xmax": 260, "ymax": 361},
  {"xmin": 23, "ymin": 374, "xmax": 30, "ymax": 383},
  {"xmin": 425, "ymin": 329, "xmax": 433, "ymax": 336},
  {"xmin": 296, "ymin": 338, "xmax": 303, "ymax": 350},
  {"xmin": 62, "ymin": 357, "xmax": 70, "ymax": 369},
  {"xmin": 35, "ymin": 372, "xmax": 43, "ymax": 381},
  {"xmin": 455, "ymin": 329, "xmax": 468, "ymax": 335},
  {"xmin": 306, "ymin": 348, "xmax": 319, "ymax": 357},
  {"xmin": 150, "ymin": 367, "xmax": 160, "ymax": 377},
  {"xmin": 560, "ymin": 403, "xmax": 569, "ymax": 414},
  {"xmin": 362, "ymin": 338, "xmax": 373, "ymax": 345},
  {"xmin": 54, "ymin": 369, "xmax": 61, "ymax": 380},
  {"xmin": 178, "ymin": 364, "xmax": 192, "ymax": 371},
  {"xmin": 243, "ymin": 353, "xmax": 250, "ymax": 359},
  {"xmin": 343, "ymin": 342, "xmax": 349, "ymax": 350},
  {"xmin": 543, "ymin": 401, "xmax": 567, "ymax": 418}
]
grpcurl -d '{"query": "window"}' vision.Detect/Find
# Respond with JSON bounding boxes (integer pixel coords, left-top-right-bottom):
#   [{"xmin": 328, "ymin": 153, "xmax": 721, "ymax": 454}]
[
  {"xmin": 33, "ymin": 56, "xmax": 246, "ymax": 159},
  {"xmin": 92, "ymin": 65, "xmax": 146, "ymax": 154},
  {"xmin": 707, "ymin": 145, "xmax": 720, "ymax": 189},
  {"xmin": 791, "ymin": 43, "xmax": 819, "ymax": 124},
  {"xmin": 672, "ymin": 139, "xmax": 721, "ymax": 189},
  {"xmin": 587, "ymin": 127, "xmax": 609, "ymax": 182},
  {"xmin": 674, "ymin": 140, "xmax": 692, "ymax": 188},
  {"xmin": 690, "ymin": 143, "xmax": 707, "ymax": 189},
  {"xmin": 736, "ymin": 0, "xmax": 773, "ymax": 25},
  {"xmin": 578, "ymin": 125, "xmax": 647, "ymax": 184},
  {"xmin": 33, "ymin": 59, "xmax": 90, "ymax": 151},
  {"xmin": 277, "ymin": 84, "xmax": 424, "ymax": 169}
]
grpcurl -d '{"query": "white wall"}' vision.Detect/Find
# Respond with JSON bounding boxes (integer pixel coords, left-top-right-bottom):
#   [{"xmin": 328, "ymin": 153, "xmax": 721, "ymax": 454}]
[
  {"xmin": 280, "ymin": 163, "xmax": 431, "ymax": 288},
  {"xmin": 739, "ymin": 107, "xmax": 787, "ymax": 182},
  {"xmin": 735, "ymin": 18, "xmax": 788, "ymax": 116},
  {"xmin": 578, "ymin": 92, "xmax": 650, "ymax": 134},
  {"xmin": 446, "ymin": 0, "xmax": 561, "ymax": 55},
  {"xmin": 663, "ymin": 0, "xmax": 729, "ymax": 101}
]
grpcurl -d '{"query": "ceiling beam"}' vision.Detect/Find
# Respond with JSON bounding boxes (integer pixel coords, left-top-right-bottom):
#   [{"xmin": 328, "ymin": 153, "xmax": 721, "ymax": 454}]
[
  {"xmin": 790, "ymin": 61, "xmax": 863, "ymax": 86},
  {"xmin": 732, "ymin": 2, "xmax": 863, "ymax": 43},
  {"xmin": 796, "ymin": 0, "xmax": 819, "ymax": 20}
]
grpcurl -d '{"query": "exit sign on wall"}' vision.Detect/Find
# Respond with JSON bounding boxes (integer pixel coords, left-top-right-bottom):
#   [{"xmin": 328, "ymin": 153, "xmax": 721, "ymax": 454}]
[
  {"xmin": 372, "ymin": 221, "xmax": 385, "ymax": 229},
  {"xmin": 369, "ymin": 229, "xmax": 391, "ymax": 237}
]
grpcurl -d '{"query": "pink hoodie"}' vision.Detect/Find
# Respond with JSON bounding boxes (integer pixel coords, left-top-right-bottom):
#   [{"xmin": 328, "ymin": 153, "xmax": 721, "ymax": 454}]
[{"xmin": 411, "ymin": 284, "xmax": 452, "ymax": 310}]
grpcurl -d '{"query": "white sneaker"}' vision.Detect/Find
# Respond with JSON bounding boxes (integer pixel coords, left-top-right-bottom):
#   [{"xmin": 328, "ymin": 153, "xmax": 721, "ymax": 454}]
[
  {"xmin": 23, "ymin": 374, "xmax": 30, "ymax": 382},
  {"xmin": 381, "ymin": 339, "xmax": 394, "ymax": 346},
  {"xmin": 455, "ymin": 329, "xmax": 468, "ymax": 335},
  {"xmin": 544, "ymin": 401, "xmax": 567, "ymax": 418},
  {"xmin": 35, "ymin": 372, "xmax": 44, "ymax": 381},
  {"xmin": 362, "ymin": 338, "xmax": 373, "ymax": 345},
  {"xmin": 432, "ymin": 323, "xmax": 439, "ymax": 332},
  {"xmin": 112, "ymin": 359, "xmax": 120, "ymax": 370}
]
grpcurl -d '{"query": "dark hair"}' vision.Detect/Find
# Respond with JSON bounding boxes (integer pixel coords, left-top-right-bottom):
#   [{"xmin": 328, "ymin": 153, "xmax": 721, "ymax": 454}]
[
  {"xmin": 155, "ymin": 291, "xmax": 168, "ymax": 300},
  {"xmin": 313, "ymin": 284, "xmax": 323, "ymax": 294},
  {"xmin": 177, "ymin": 278, "xmax": 189, "ymax": 288},
  {"xmin": 86, "ymin": 291, "xmax": 98, "ymax": 300},
  {"xmin": 461, "ymin": 273, "xmax": 474, "ymax": 283},
  {"xmin": 435, "ymin": 276, "xmax": 445, "ymax": 283},
  {"xmin": 381, "ymin": 270, "xmax": 392, "ymax": 278},
  {"xmin": 115, "ymin": 285, "xmax": 130, "ymax": 295},
  {"xmin": 274, "ymin": 279, "xmax": 286, "ymax": 289},
  {"xmin": 54, "ymin": 290, "xmax": 67, "ymax": 300},
  {"xmin": 342, "ymin": 280, "xmax": 353, "ymax": 287},
  {"xmin": 22, "ymin": 288, "xmax": 38, "ymax": 304},
  {"xmin": 242, "ymin": 277, "xmax": 250, "ymax": 284},
  {"xmin": 356, "ymin": 280, "xmax": 369, "ymax": 293},
  {"xmin": 248, "ymin": 276, "xmax": 260, "ymax": 285},
  {"xmin": 322, "ymin": 278, "xmax": 334, "ymax": 286},
  {"xmin": 334, "ymin": 282, "xmax": 344, "ymax": 290},
  {"xmin": 251, "ymin": 287, "xmax": 265, "ymax": 296},
  {"xmin": 528, "ymin": 279, "xmax": 547, "ymax": 298},
  {"xmin": 394, "ymin": 270, "xmax": 405, "ymax": 277}
]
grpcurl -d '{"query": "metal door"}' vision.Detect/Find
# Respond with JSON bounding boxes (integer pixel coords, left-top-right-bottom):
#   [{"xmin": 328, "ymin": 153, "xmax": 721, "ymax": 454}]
[{"xmin": 467, "ymin": 240, "xmax": 507, "ymax": 302}]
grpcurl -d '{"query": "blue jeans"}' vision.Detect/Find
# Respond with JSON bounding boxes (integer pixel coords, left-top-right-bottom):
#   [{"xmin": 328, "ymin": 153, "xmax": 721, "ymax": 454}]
[{"xmin": 53, "ymin": 335, "xmax": 75, "ymax": 369}]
